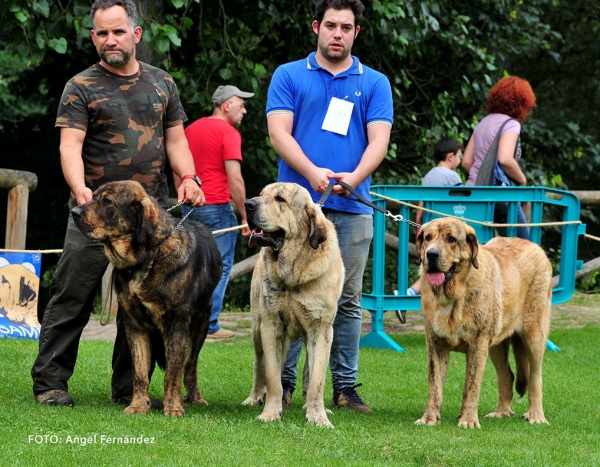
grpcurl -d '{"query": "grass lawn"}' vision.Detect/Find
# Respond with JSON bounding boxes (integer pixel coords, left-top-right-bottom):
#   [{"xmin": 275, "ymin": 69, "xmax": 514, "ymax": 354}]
[{"xmin": 1, "ymin": 324, "xmax": 599, "ymax": 466}]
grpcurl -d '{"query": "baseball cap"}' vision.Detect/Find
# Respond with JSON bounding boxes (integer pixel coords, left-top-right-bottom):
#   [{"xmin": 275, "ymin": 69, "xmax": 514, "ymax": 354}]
[{"xmin": 211, "ymin": 85, "xmax": 254, "ymax": 106}]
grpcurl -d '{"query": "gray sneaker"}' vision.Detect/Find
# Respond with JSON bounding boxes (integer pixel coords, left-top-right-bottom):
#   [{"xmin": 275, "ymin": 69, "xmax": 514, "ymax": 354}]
[
  {"xmin": 35, "ymin": 389, "xmax": 74, "ymax": 407},
  {"xmin": 332, "ymin": 383, "xmax": 371, "ymax": 413}
]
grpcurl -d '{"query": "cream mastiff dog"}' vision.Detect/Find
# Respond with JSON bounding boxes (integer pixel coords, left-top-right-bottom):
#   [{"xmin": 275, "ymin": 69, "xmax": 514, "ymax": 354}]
[
  {"xmin": 242, "ymin": 183, "xmax": 344, "ymax": 428},
  {"xmin": 415, "ymin": 217, "xmax": 551, "ymax": 428}
]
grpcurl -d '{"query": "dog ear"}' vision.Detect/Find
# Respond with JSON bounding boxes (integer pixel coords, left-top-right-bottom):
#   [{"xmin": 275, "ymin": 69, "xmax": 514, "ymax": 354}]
[
  {"xmin": 134, "ymin": 197, "xmax": 159, "ymax": 246},
  {"xmin": 415, "ymin": 225, "xmax": 425, "ymax": 265},
  {"xmin": 307, "ymin": 206, "xmax": 327, "ymax": 250},
  {"xmin": 466, "ymin": 232, "xmax": 479, "ymax": 269}
]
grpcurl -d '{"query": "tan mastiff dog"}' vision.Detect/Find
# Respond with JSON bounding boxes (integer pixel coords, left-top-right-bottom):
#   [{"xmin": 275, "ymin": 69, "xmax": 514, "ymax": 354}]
[
  {"xmin": 415, "ymin": 217, "xmax": 551, "ymax": 428},
  {"xmin": 242, "ymin": 183, "xmax": 344, "ymax": 427}
]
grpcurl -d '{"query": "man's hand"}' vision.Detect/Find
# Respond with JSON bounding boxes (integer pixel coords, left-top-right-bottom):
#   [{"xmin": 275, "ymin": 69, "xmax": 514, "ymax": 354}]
[
  {"xmin": 308, "ymin": 167, "xmax": 337, "ymax": 194},
  {"xmin": 74, "ymin": 187, "xmax": 94, "ymax": 206},
  {"xmin": 327, "ymin": 172, "xmax": 361, "ymax": 197},
  {"xmin": 178, "ymin": 179, "xmax": 206, "ymax": 207},
  {"xmin": 240, "ymin": 219, "xmax": 251, "ymax": 237}
]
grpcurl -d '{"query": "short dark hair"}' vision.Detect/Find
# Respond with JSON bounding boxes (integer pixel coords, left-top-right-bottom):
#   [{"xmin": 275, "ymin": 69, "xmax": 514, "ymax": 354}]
[
  {"xmin": 315, "ymin": 0, "xmax": 365, "ymax": 27},
  {"xmin": 433, "ymin": 137, "xmax": 462, "ymax": 162},
  {"xmin": 90, "ymin": 0, "xmax": 138, "ymax": 30}
]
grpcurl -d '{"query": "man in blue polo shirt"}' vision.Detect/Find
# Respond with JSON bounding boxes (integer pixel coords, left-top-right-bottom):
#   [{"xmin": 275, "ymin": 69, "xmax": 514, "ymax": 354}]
[{"xmin": 266, "ymin": 0, "xmax": 393, "ymax": 413}]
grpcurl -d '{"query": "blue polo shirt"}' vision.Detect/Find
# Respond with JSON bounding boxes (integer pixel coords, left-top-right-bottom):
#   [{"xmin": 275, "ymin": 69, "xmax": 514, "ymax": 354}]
[{"xmin": 266, "ymin": 52, "xmax": 393, "ymax": 214}]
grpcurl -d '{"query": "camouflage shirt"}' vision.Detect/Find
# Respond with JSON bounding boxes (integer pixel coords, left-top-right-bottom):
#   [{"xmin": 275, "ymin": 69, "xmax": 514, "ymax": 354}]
[{"xmin": 55, "ymin": 61, "xmax": 187, "ymax": 207}]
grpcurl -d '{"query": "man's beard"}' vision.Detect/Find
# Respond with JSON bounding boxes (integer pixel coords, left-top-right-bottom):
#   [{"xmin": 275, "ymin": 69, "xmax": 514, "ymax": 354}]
[
  {"xmin": 100, "ymin": 46, "xmax": 134, "ymax": 67},
  {"xmin": 318, "ymin": 42, "xmax": 351, "ymax": 63}
]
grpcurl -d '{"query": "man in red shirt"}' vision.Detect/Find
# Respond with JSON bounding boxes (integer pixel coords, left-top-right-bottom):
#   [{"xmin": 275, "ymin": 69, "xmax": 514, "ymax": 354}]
[{"xmin": 175, "ymin": 85, "xmax": 253, "ymax": 339}]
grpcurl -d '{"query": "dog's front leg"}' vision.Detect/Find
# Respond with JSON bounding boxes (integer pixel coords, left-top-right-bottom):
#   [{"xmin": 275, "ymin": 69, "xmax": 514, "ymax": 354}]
[
  {"xmin": 183, "ymin": 312, "xmax": 209, "ymax": 406},
  {"xmin": 257, "ymin": 319, "xmax": 285, "ymax": 422},
  {"xmin": 304, "ymin": 327, "xmax": 333, "ymax": 428},
  {"xmin": 243, "ymin": 322, "xmax": 267, "ymax": 406},
  {"xmin": 416, "ymin": 335, "xmax": 450, "ymax": 426},
  {"xmin": 458, "ymin": 339, "xmax": 490, "ymax": 428},
  {"xmin": 163, "ymin": 327, "xmax": 189, "ymax": 417},
  {"xmin": 124, "ymin": 324, "xmax": 152, "ymax": 415}
]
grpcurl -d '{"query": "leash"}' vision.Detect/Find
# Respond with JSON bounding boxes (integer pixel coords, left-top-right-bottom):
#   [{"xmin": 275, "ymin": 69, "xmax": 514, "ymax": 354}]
[
  {"xmin": 318, "ymin": 181, "xmax": 421, "ymax": 228},
  {"xmin": 166, "ymin": 201, "xmax": 195, "ymax": 231}
]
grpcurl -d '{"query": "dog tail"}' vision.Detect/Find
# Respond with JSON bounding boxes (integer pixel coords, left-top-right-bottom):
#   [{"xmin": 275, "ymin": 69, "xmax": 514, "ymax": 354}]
[{"xmin": 512, "ymin": 334, "xmax": 529, "ymax": 398}]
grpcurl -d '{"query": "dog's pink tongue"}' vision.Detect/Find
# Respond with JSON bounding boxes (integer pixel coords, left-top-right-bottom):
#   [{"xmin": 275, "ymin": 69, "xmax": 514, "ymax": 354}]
[{"xmin": 427, "ymin": 272, "xmax": 445, "ymax": 286}]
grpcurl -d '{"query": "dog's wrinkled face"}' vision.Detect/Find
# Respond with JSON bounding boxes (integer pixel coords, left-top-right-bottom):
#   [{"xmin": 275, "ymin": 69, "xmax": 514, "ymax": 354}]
[
  {"xmin": 416, "ymin": 218, "xmax": 479, "ymax": 287},
  {"xmin": 71, "ymin": 180, "xmax": 160, "ymax": 245},
  {"xmin": 245, "ymin": 182, "xmax": 327, "ymax": 251}
]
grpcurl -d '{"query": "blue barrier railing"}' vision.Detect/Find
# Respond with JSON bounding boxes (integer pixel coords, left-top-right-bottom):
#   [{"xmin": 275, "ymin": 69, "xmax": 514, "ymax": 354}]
[{"xmin": 360, "ymin": 185, "xmax": 586, "ymax": 353}]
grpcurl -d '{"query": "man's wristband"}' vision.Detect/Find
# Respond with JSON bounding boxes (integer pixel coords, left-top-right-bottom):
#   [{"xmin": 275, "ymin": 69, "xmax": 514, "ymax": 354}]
[{"xmin": 181, "ymin": 174, "xmax": 202, "ymax": 187}]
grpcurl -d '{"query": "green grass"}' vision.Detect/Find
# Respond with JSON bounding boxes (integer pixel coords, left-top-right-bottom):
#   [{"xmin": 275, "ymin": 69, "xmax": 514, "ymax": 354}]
[{"xmin": 2, "ymin": 327, "xmax": 599, "ymax": 466}]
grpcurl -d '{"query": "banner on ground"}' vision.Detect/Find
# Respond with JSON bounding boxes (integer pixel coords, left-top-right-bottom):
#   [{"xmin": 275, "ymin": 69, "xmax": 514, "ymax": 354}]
[{"xmin": 0, "ymin": 252, "xmax": 42, "ymax": 340}]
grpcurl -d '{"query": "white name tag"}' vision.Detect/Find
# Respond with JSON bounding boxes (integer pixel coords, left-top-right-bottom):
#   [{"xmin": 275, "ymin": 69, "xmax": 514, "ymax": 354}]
[{"xmin": 321, "ymin": 97, "xmax": 354, "ymax": 136}]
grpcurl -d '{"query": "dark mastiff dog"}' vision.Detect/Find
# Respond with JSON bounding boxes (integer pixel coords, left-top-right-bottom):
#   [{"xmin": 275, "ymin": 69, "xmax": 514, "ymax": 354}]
[{"xmin": 72, "ymin": 180, "xmax": 221, "ymax": 417}]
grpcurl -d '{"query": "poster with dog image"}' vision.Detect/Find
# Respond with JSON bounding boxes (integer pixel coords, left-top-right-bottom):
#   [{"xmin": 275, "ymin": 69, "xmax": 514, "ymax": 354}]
[{"xmin": 0, "ymin": 252, "xmax": 41, "ymax": 339}]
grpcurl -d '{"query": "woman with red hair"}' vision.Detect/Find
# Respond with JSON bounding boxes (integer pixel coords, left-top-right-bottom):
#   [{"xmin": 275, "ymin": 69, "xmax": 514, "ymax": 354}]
[{"xmin": 462, "ymin": 76, "xmax": 537, "ymax": 239}]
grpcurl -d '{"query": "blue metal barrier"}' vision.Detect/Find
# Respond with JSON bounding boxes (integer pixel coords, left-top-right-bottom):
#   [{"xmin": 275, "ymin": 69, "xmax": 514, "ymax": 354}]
[{"xmin": 360, "ymin": 185, "xmax": 586, "ymax": 353}]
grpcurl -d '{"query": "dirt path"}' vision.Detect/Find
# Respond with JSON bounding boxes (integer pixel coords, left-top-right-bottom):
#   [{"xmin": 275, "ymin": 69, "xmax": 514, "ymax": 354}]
[{"xmin": 81, "ymin": 292, "xmax": 600, "ymax": 342}]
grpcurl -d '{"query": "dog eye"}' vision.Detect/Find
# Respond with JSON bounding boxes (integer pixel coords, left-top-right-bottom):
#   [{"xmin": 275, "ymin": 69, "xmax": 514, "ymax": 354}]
[
  {"xmin": 101, "ymin": 198, "xmax": 112, "ymax": 206},
  {"xmin": 424, "ymin": 234, "xmax": 432, "ymax": 241},
  {"xmin": 447, "ymin": 236, "xmax": 457, "ymax": 243},
  {"xmin": 275, "ymin": 195, "xmax": 286, "ymax": 203}
]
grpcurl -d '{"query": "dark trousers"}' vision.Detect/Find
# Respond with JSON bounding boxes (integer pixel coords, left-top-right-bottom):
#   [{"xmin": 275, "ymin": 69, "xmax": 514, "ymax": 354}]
[{"xmin": 31, "ymin": 216, "xmax": 134, "ymax": 398}]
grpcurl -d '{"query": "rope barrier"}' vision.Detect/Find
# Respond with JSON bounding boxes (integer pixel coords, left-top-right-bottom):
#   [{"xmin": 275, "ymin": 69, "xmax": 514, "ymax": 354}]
[
  {"xmin": 0, "ymin": 225, "xmax": 250, "ymax": 255},
  {"xmin": 369, "ymin": 191, "xmax": 583, "ymax": 229},
  {"xmin": 0, "ymin": 194, "xmax": 594, "ymax": 255}
]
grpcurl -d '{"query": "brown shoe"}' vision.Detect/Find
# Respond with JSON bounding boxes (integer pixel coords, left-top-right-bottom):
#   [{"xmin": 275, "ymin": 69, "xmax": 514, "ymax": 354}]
[
  {"xmin": 35, "ymin": 389, "xmax": 74, "ymax": 407},
  {"xmin": 332, "ymin": 383, "xmax": 371, "ymax": 413},
  {"xmin": 282, "ymin": 384, "xmax": 294, "ymax": 408},
  {"xmin": 206, "ymin": 328, "xmax": 234, "ymax": 339}
]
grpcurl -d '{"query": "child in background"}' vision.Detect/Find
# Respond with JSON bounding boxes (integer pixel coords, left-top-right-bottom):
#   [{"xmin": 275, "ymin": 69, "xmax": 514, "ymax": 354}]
[{"xmin": 397, "ymin": 136, "xmax": 463, "ymax": 323}]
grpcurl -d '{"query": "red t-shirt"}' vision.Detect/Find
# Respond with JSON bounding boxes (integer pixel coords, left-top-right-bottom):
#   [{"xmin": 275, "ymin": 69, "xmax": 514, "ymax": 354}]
[{"xmin": 184, "ymin": 117, "xmax": 243, "ymax": 204}]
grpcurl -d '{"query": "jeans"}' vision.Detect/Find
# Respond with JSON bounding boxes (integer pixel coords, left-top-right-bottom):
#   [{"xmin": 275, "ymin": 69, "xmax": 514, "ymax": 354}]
[
  {"xmin": 281, "ymin": 210, "xmax": 373, "ymax": 391},
  {"xmin": 181, "ymin": 203, "xmax": 238, "ymax": 334},
  {"xmin": 494, "ymin": 203, "xmax": 530, "ymax": 240}
]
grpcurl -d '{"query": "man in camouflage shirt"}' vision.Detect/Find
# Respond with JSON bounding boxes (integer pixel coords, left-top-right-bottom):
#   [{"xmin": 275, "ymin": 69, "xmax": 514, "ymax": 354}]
[{"xmin": 31, "ymin": 0, "xmax": 203, "ymax": 407}]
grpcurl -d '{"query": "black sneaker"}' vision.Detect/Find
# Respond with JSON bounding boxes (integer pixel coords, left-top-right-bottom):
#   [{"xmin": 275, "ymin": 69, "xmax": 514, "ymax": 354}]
[
  {"xmin": 282, "ymin": 384, "xmax": 295, "ymax": 408},
  {"xmin": 35, "ymin": 389, "xmax": 74, "ymax": 407},
  {"xmin": 395, "ymin": 310, "xmax": 407, "ymax": 324},
  {"xmin": 112, "ymin": 395, "xmax": 164, "ymax": 411},
  {"xmin": 332, "ymin": 383, "xmax": 371, "ymax": 413}
]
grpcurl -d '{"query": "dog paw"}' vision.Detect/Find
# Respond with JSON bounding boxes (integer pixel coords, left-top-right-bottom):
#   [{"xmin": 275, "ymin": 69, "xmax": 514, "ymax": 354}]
[
  {"xmin": 306, "ymin": 415, "xmax": 334, "ymax": 428},
  {"xmin": 258, "ymin": 411, "xmax": 282, "ymax": 422},
  {"xmin": 242, "ymin": 395, "xmax": 265, "ymax": 406},
  {"xmin": 523, "ymin": 411, "xmax": 549, "ymax": 425},
  {"xmin": 124, "ymin": 404, "xmax": 150, "ymax": 415},
  {"xmin": 415, "ymin": 416, "xmax": 440, "ymax": 426},
  {"xmin": 485, "ymin": 410, "xmax": 515, "ymax": 419},
  {"xmin": 164, "ymin": 406, "xmax": 185, "ymax": 418},
  {"xmin": 458, "ymin": 418, "xmax": 481, "ymax": 429},
  {"xmin": 183, "ymin": 394, "xmax": 208, "ymax": 406}
]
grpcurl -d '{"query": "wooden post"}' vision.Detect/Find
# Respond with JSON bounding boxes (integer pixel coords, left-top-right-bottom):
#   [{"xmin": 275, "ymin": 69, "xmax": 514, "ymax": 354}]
[{"xmin": 6, "ymin": 185, "xmax": 29, "ymax": 250}]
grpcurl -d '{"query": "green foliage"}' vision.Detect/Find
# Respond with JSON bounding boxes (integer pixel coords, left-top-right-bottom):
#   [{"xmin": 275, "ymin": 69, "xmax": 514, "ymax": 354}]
[{"xmin": 3, "ymin": 0, "xmax": 600, "ymax": 306}]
